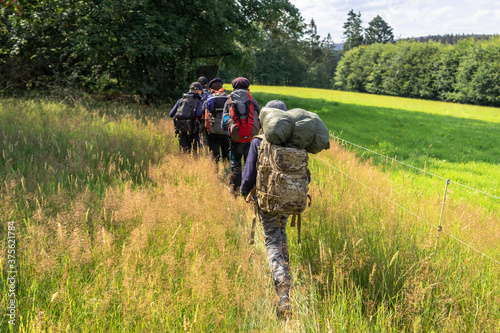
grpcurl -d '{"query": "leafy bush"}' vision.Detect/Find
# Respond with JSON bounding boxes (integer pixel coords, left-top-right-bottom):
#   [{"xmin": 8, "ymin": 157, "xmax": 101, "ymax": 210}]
[
  {"xmin": 0, "ymin": 0, "xmax": 301, "ymax": 103},
  {"xmin": 334, "ymin": 37, "xmax": 500, "ymax": 106}
]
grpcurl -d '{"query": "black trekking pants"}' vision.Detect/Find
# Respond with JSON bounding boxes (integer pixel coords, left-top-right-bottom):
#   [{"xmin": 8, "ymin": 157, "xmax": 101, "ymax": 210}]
[
  {"xmin": 229, "ymin": 140, "xmax": 250, "ymax": 192},
  {"xmin": 208, "ymin": 133, "xmax": 230, "ymax": 163},
  {"xmin": 178, "ymin": 132, "xmax": 199, "ymax": 154}
]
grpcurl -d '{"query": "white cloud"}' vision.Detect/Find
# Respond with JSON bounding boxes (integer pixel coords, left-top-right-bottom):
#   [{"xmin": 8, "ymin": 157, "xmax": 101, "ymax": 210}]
[
  {"xmin": 290, "ymin": 0, "xmax": 500, "ymax": 42},
  {"xmin": 464, "ymin": 0, "xmax": 497, "ymax": 4}
]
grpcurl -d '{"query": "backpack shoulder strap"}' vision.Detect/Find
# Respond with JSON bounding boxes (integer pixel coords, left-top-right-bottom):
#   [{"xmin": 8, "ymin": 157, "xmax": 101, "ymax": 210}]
[{"xmin": 245, "ymin": 90, "xmax": 253, "ymax": 102}]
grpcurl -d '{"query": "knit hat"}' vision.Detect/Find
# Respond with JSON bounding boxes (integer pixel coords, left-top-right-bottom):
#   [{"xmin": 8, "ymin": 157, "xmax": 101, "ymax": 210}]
[
  {"xmin": 189, "ymin": 82, "xmax": 204, "ymax": 91},
  {"xmin": 231, "ymin": 77, "xmax": 250, "ymax": 90},
  {"xmin": 209, "ymin": 78, "xmax": 224, "ymax": 89},
  {"xmin": 197, "ymin": 76, "xmax": 208, "ymax": 85},
  {"xmin": 265, "ymin": 100, "xmax": 287, "ymax": 111}
]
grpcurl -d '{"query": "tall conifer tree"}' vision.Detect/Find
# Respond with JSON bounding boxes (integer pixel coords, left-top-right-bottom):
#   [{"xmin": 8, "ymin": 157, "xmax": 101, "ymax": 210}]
[
  {"xmin": 343, "ymin": 10, "xmax": 364, "ymax": 51},
  {"xmin": 365, "ymin": 15, "xmax": 394, "ymax": 45}
]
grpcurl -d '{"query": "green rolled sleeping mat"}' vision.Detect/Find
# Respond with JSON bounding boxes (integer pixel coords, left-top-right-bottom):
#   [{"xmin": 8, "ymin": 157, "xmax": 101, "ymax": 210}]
[
  {"xmin": 259, "ymin": 107, "xmax": 294, "ymax": 145},
  {"xmin": 259, "ymin": 106, "xmax": 330, "ymax": 154},
  {"xmin": 286, "ymin": 108, "xmax": 315, "ymax": 149},
  {"xmin": 305, "ymin": 111, "xmax": 330, "ymax": 154}
]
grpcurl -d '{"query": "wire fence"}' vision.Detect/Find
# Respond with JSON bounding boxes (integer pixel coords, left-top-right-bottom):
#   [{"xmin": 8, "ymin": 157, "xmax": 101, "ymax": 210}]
[
  {"xmin": 329, "ymin": 134, "xmax": 500, "ymax": 201},
  {"xmin": 314, "ymin": 136, "xmax": 500, "ymax": 266}
]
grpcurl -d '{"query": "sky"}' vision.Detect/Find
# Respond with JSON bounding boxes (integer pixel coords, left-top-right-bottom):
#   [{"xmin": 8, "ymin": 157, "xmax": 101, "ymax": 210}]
[{"xmin": 290, "ymin": 0, "xmax": 500, "ymax": 43}]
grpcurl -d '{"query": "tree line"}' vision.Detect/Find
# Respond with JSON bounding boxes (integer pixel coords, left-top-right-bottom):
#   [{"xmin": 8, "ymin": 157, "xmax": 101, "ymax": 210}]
[
  {"xmin": 2, "ymin": 1, "xmax": 499, "ymax": 107},
  {"xmin": 219, "ymin": 19, "xmax": 341, "ymax": 89},
  {"xmin": 409, "ymin": 34, "xmax": 495, "ymax": 45},
  {"xmin": 1, "ymin": 1, "xmax": 394, "ymax": 101},
  {"xmin": 0, "ymin": 0, "xmax": 306, "ymax": 103},
  {"xmin": 342, "ymin": 10, "xmax": 394, "ymax": 51},
  {"xmin": 223, "ymin": 10, "xmax": 395, "ymax": 89},
  {"xmin": 334, "ymin": 37, "xmax": 500, "ymax": 106}
]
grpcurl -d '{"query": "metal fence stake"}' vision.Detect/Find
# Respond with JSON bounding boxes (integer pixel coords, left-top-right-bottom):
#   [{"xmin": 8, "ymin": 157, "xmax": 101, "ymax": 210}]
[{"xmin": 434, "ymin": 179, "xmax": 450, "ymax": 258}]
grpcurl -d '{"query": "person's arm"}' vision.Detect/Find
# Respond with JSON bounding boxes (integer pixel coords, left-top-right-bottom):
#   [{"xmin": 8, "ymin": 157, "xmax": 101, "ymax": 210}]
[
  {"xmin": 205, "ymin": 97, "xmax": 214, "ymax": 114},
  {"xmin": 252, "ymin": 98, "xmax": 260, "ymax": 115},
  {"xmin": 169, "ymin": 99, "xmax": 180, "ymax": 118},
  {"xmin": 191, "ymin": 100, "xmax": 203, "ymax": 120},
  {"xmin": 241, "ymin": 138, "xmax": 262, "ymax": 196}
]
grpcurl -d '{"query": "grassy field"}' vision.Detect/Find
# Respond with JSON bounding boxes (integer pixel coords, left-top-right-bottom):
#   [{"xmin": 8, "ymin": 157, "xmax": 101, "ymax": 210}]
[{"xmin": 1, "ymin": 95, "xmax": 500, "ymax": 332}]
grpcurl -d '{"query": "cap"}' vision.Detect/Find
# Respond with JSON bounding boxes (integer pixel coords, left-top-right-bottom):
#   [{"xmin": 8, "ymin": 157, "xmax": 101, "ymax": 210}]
[
  {"xmin": 231, "ymin": 77, "xmax": 250, "ymax": 90},
  {"xmin": 265, "ymin": 100, "xmax": 287, "ymax": 111},
  {"xmin": 197, "ymin": 76, "xmax": 208, "ymax": 85},
  {"xmin": 209, "ymin": 78, "xmax": 224, "ymax": 89},
  {"xmin": 189, "ymin": 82, "xmax": 204, "ymax": 91}
]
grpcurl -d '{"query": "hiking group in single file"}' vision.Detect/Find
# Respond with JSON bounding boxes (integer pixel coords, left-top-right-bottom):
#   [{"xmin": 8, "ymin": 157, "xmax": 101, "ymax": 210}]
[{"xmin": 170, "ymin": 76, "xmax": 330, "ymax": 318}]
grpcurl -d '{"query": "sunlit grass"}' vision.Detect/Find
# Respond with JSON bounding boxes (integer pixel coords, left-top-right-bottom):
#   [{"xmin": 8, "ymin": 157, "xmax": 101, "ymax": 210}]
[{"xmin": 250, "ymin": 85, "xmax": 500, "ymax": 124}]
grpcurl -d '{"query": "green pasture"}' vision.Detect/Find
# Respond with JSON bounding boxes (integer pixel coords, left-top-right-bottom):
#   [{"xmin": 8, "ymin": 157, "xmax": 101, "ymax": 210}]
[{"xmin": 250, "ymin": 85, "xmax": 500, "ymax": 211}]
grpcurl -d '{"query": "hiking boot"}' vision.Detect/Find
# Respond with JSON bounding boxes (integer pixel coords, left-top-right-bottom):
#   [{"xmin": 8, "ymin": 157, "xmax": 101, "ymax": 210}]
[{"xmin": 276, "ymin": 295, "xmax": 292, "ymax": 319}]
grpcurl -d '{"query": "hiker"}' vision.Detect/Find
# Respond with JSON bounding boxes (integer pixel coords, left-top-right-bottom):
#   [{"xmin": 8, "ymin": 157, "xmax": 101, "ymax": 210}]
[
  {"xmin": 197, "ymin": 76, "xmax": 211, "ymax": 102},
  {"xmin": 240, "ymin": 100, "xmax": 305, "ymax": 318},
  {"xmin": 169, "ymin": 82, "xmax": 204, "ymax": 154},
  {"xmin": 198, "ymin": 76, "xmax": 211, "ymax": 149},
  {"xmin": 203, "ymin": 78, "xmax": 230, "ymax": 164},
  {"xmin": 222, "ymin": 77, "xmax": 261, "ymax": 196}
]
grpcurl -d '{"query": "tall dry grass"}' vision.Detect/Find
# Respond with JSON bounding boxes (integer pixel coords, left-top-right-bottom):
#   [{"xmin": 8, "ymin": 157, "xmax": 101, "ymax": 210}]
[
  {"xmin": 295, "ymin": 140, "xmax": 500, "ymax": 331},
  {"xmin": 0, "ymin": 98, "xmax": 290, "ymax": 331}
]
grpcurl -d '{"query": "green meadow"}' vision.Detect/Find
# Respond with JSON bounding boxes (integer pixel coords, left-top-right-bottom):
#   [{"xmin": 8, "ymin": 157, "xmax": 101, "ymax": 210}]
[{"xmin": 1, "ymin": 93, "xmax": 499, "ymax": 332}]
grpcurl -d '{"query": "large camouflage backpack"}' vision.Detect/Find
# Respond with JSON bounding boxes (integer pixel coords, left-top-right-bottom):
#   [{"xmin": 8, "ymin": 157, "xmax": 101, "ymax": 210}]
[
  {"xmin": 255, "ymin": 135, "xmax": 311, "ymax": 243},
  {"xmin": 173, "ymin": 93, "xmax": 197, "ymax": 134},
  {"xmin": 208, "ymin": 95, "xmax": 229, "ymax": 135},
  {"xmin": 228, "ymin": 90, "xmax": 260, "ymax": 142}
]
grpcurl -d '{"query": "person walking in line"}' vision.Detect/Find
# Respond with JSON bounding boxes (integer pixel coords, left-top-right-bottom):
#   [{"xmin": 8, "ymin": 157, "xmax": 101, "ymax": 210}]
[
  {"xmin": 240, "ymin": 100, "xmax": 296, "ymax": 318},
  {"xmin": 198, "ymin": 76, "xmax": 211, "ymax": 149},
  {"xmin": 197, "ymin": 76, "xmax": 211, "ymax": 102},
  {"xmin": 204, "ymin": 78, "xmax": 230, "ymax": 164},
  {"xmin": 240, "ymin": 100, "xmax": 311, "ymax": 318},
  {"xmin": 169, "ymin": 82, "xmax": 204, "ymax": 154},
  {"xmin": 222, "ymin": 77, "xmax": 261, "ymax": 196}
]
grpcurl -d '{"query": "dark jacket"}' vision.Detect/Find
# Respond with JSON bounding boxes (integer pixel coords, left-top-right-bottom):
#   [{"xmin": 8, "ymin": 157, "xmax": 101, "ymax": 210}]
[{"xmin": 241, "ymin": 137, "xmax": 262, "ymax": 196}]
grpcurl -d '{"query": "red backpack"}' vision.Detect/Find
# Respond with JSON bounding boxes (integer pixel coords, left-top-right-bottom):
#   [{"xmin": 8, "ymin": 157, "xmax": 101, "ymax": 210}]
[{"xmin": 228, "ymin": 90, "xmax": 260, "ymax": 143}]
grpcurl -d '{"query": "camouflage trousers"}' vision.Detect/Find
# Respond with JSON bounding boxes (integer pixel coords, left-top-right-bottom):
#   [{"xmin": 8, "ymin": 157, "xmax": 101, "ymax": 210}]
[{"xmin": 257, "ymin": 208, "xmax": 291, "ymax": 297}]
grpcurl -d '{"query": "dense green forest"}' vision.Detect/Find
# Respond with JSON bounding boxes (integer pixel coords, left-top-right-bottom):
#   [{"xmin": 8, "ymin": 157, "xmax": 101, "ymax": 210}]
[
  {"xmin": 1, "ymin": 1, "xmax": 499, "ymax": 106},
  {"xmin": 335, "ymin": 37, "xmax": 500, "ymax": 106},
  {"xmin": 0, "ymin": 0, "xmax": 308, "ymax": 102},
  {"xmin": 0, "ymin": 0, "xmax": 345, "ymax": 101}
]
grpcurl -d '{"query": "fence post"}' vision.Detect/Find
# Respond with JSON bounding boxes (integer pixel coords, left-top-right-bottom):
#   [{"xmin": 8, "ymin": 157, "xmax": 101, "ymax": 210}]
[{"xmin": 434, "ymin": 179, "xmax": 451, "ymax": 257}]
